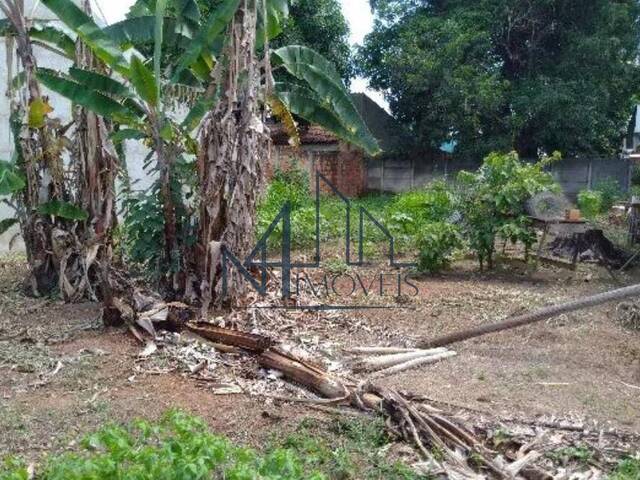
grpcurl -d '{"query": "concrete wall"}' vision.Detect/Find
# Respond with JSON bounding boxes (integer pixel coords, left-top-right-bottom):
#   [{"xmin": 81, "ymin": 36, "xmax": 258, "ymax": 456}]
[{"xmin": 365, "ymin": 154, "xmax": 631, "ymax": 200}]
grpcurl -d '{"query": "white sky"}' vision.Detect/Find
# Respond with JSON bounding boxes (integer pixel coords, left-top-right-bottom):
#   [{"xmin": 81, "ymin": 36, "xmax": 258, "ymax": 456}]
[{"xmin": 90, "ymin": 0, "xmax": 388, "ymax": 110}]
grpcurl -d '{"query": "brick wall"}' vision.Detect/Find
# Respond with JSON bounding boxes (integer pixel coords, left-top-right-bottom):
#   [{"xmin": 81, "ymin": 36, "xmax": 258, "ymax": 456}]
[{"xmin": 270, "ymin": 143, "xmax": 366, "ymax": 197}]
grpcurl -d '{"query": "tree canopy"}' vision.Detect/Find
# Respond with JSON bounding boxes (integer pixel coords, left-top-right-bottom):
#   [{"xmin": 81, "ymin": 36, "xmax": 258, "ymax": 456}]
[
  {"xmin": 358, "ymin": 0, "xmax": 640, "ymax": 158},
  {"xmin": 270, "ymin": 0, "xmax": 353, "ymax": 84},
  {"xmin": 130, "ymin": 0, "xmax": 353, "ymax": 84}
]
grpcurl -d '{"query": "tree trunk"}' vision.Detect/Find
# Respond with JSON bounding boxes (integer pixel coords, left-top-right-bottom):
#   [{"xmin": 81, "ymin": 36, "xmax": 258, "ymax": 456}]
[
  {"xmin": 66, "ymin": 0, "xmax": 119, "ymax": 301},
  {"xmin": 195, "ymin": 0, "xmax": 270, "ymax": 310},
  {"xmin": 417, "ymin": 283, "xmax": 640, "ymax": 349},
  {"xmin": 3, "ymin": 0, "xmax": 67, "ymax": 295}
]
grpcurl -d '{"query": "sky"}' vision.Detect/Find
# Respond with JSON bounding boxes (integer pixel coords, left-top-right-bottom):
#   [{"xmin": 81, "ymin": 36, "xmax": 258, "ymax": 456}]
[{"xmin": 91, "ymin": 0, "xmax": 388, "ymax": 109}]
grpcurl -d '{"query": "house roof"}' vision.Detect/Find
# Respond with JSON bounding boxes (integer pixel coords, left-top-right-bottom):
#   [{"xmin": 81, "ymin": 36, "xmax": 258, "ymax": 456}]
[
  {"xmin": 270, "ymin": 93, "xmax": 407, "ymax": 153},
  {"xmin": 270, "ymin": 123, "xmax": 339, "ymax": 146}
]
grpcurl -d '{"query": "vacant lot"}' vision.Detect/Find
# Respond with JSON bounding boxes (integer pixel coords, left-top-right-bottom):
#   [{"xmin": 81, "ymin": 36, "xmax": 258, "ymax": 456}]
[{"xmin": 1, "ymin": 253, "xmax": 639, "ymax": 470}]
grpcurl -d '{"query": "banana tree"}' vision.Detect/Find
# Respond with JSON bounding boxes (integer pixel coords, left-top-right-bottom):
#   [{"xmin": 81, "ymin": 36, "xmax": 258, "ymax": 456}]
[
  {"xmin": 37, "ymin": 0, "xmax": 380, "ymax": 306},
  {"xmin": 0, "ymin": 0, "xmax": 115, "ymax": 299}
]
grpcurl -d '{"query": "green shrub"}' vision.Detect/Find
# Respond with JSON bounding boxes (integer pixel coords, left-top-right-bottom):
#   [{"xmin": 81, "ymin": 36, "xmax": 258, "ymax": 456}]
[
  {"xmin": 416, "ymin": 222, "xmax": 462, "ymax": 273},
  {"xmin": 257, "ymin": 166, "xmax": 391, "ymax": 251},
  {"xmin": 384, "ymin": 180, "xmax": 457, "ymax": 249},
  {"xmin": 593, "ymin": 177, "xmax": 625, "ymax": 211},
  {"xmin": 457, "ymin": 151, "xmax": 559, "ymax": 269},
  {"xmin": 0, "ymin": 410, "xmax": 326, "ymax": 480},
  {"xmin": 257, "ymin": 164, "xmax": 314, "ymax": 249},
  {"xmin": 577, "ymin": 190, "xmax": 603, "ymax": 218}
]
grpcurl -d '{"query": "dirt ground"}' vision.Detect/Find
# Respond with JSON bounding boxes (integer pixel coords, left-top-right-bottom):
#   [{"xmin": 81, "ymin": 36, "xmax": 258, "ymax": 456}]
[{"xmin": 1, "ymin": 252, "xmax": 639, "ymax": 463}]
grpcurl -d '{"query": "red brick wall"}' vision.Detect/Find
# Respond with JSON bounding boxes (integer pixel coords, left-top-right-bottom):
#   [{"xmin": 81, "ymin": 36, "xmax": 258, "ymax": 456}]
[{"xmin": 269, "ymin": 143, "xmax": 366, "ymax": 197}]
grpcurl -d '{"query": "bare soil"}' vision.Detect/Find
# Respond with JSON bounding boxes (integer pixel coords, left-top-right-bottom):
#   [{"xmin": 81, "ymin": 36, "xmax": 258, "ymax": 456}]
[{"xmin": 1, "ymin": 252, "xmax": 639, "ymax": 462}]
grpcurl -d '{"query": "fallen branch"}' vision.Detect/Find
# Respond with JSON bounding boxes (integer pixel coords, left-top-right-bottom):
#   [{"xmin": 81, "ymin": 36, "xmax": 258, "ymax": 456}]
[
  {"xmin": 352, "ymin": 348, "xmax": 448, "ymax": 372},
  {"xmin": 187, "ymin": 322, "xmax": 273, "ymax": 352},
  {"xmin": 371, "ymin": 351, "xmax": 457, "ymax": 378},
  {"xmin": 258, "ymin": 348, "xmax": 351, "ymax": 400},
  {"xmin": 418, "ymin": 283, "xmax": 640, "ymax": 348},
  {"xmin": 257, "ymin": 346, "xmax": 518, "ymax": 478},
  {"xmin": 343, "ymin": 346, "xmax": 421, "ymax": 354}
]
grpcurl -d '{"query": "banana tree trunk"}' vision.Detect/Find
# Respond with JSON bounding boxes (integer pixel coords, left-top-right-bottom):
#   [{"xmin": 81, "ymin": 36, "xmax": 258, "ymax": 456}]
[
  {"xmin": 196, "ymin": 0, "xmax": 270, "ymax": 310},
  {"xmin": 2, "ymin": 0, "xmax": 67, "ymax": 295},
  {"xmin": 66, "ymin": 0, "xmax": 119, "ymax": 301}
]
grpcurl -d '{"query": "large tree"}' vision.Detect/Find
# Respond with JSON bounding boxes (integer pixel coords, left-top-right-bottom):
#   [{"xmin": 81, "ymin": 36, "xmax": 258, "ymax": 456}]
[{"xmin": 358, "ymin": 0, "xmax": 640, "ymax": 158}]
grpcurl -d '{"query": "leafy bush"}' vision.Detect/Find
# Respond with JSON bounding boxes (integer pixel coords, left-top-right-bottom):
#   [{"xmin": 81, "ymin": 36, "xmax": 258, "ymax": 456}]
[
  {"xmin": 119, "ymin": 155, "xmax": 198, "ymax": 282},
  {"xmin": 416, "ymin": 222, "xmax": 462, "ymax": 273},
  {"xmin": 257, "ymin": 164, "xmax": 316, "ymax": 249},
  {"xmin": 384, "ymin": 180, "xmax": 458, "ymax": 249},
  {"xmin": 257, "ymin": 165, "xmax": 390, "ymax": 251},
  {"xmin": 120, "ymin": 189, "xmax": 165, "ymax": 276},
  {"xmin": 593, "ymin": 177, "xmax": 625, "ymax": 211},
  {"xmin": 457, "ymin": 151, "xmax": 559, "ymax": 269},
  {"xmin": 577, "ymin": 190, "xmax": 603, "ymax": 219}
]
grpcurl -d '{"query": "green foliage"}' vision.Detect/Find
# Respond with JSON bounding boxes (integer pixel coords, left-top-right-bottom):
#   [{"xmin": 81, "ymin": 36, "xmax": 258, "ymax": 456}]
[
  {"xmin": 273, "ymin": 46, "xmax": 381, "ymax": 156},
  {"xmin": 384, "ymin": 180, "xmax": 457, "ymax": 248},
  {"xmin": 457, "ymin": 151, "xmax": 558, "ymax": 269},
  {"xmin": 257, "ymin": 166, "xmax": 391, "ymax": 252},
  {"xmin": 0, "ymin": 412, "xmax": 428, "ymax": 480},
  {"xmin": 609, "ymin": 457, "xmax": 640, "ymax": 480},
  {"xmin": 270, "ymin": 0, "xmax": 353, "ymax": 84},
  {"xmin": 416, "ymin": 222, "xmax": 462, "ymax": 273},
  {"xmin": 593, "ymin": 177, "xmax": 625, "ymax": 212},
  {"xmin": 359, "ymin": 0, "xmax": 640, "ymax": 157},
  {"xmin": 121, "ymin": 189, "xmax": 165, "ymax": 275},
  {"xmin": 36, "ymin": 69, "xmax": 135, "ymax": 120},
  {"xmin": 0, "ymin": 218, "xmax": 19, "ymax": 235},
  {"xmin": 120, "ymin": 154, "xmax": 198, "ymax": 280},
  {"xmin": 36, "ymin": 201, "xmax": 89, "ymax": 221},
  {"xmin": 0, "ymin": 457, "xmax": 28, "ymax": 480},
  {"xmin": 257, "ymin": 165, "xmax": 318, "ymax": 249},
  {"xmin": 0, "ymin": 160, "xmax": 25, "ymax": 196},
  {"xmin": 275, "ymin": 416, "xmax": 428, "ymax": 480},
  {"xmin": 129, "ymin": 56, "xmax": 158, "ymax": 107},
  {"xmin": 546, "ymin": 446, "xmax": 593, "ymax": 465},
  {"xmin": 171, "ymin": 0, "xmax": 241, "ymax": 81},
  {"xmin": 41, "ymin": 0, "xmax": 130, "ymax": 76},
  {"xmin": 577, "ymin": 190, "xmax": 603, "ymax": 219}
]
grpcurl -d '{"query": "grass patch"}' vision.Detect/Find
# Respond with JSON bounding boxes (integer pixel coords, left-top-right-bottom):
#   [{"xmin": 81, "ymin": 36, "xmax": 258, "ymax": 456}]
[
  {"xmin": 546, "ymin": 445, "xmax": 593, "ymax": 465},
  {"xmin": 0, "ymin": 411, "xmax": 429, "ymax": 480},
  {"xmin": 273, "ymin": 416, "xmax": 427, "ymax": 479},
  {"xmin": 609, "ymin": 457, "xmax": 640, "ymax": 480}
]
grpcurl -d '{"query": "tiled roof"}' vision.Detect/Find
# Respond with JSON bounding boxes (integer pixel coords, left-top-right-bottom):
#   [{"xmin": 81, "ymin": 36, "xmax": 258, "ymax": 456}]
[{"xmin": 270, "ymin": 123, "xmax": 339, "ymax": 146}]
